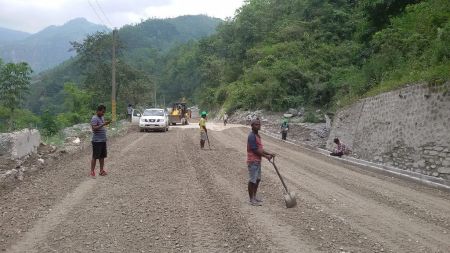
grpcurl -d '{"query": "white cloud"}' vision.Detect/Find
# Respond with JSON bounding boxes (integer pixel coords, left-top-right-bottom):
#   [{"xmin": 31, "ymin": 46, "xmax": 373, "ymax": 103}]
[{"xmin": 0, "ymin": 0, "xmax": 245, "ymax": 33}]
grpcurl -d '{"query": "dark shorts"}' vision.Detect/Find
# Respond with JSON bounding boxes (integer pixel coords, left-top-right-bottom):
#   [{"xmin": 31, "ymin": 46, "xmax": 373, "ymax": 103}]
[
  {"xmin": 248, "ymin": 162, "xmax": 261, "ymax": 184},
  {"xmin": 92, "ymin": 141, "xmax": 107, "ymax": 159}
]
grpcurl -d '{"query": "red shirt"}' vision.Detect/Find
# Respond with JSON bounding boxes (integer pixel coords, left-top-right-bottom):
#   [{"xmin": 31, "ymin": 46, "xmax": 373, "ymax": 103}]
[{"xmin": 247, "ymin": 132, "xmax": 263, "ymax": 164}]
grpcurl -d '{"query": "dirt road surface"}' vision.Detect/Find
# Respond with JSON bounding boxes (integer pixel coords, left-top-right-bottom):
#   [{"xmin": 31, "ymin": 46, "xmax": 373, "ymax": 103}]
[{"xmin": 1, "ymin": 123, "xmax": 449, "ymax": 252}]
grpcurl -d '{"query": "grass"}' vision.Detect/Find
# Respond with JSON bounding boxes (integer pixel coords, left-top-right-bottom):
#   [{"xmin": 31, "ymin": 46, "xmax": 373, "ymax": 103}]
[
  {"xmin": 107, "ymin": 120, "xmax": 130, "ymax": 138},
  {"xmin": 336, "ymin": 64, "xmax": 450, "ymax": 110},
  {"xmin": 42, "ymin": 132, "xmax": 65, "ymax": 147}
]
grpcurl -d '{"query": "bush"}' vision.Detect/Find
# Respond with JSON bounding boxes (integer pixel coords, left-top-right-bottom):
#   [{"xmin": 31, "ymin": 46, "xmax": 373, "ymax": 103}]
[
  {"xmin": 0, "ymin": 106, "xmax": 41, "ymax": 133},
  {"xmin": 40, "ymin": 111, "xmax": 60, "ymax": 136},
  {"xmin": 303, "ymin": 112, "xmax": 321, "ymax": 123}
]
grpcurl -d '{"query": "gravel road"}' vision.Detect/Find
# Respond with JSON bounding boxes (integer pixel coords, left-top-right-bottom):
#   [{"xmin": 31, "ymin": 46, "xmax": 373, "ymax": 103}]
[{"xmin": 1, "ymin": 124, "xmax": 449, "ymax": 252}]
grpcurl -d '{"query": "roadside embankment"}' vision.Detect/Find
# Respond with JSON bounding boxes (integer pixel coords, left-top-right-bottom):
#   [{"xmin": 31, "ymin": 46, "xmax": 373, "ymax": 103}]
[
  {"xmin": 226, "ymin": 109, "xmax": 330, "ymax": 148},
  {"xmin": 328, "ymin": 82, "xmax": 450, "ymax": 180},
  {"xmin": 0, "ymin": 128, "xmax": 40, "ymax": 160}
]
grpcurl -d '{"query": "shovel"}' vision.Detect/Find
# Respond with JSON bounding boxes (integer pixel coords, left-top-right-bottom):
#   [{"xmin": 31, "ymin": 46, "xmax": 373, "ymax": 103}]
[
  {"xmin": 205, "ymin": 131, "xmax": 212, "ymax": 150},
  {"xmin": 269, "ymin": 157, "xmax": 297, "ymax": 208}
]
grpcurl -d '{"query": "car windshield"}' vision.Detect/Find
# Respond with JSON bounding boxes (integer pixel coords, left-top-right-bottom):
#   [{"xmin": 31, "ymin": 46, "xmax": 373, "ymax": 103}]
[{"xmin": 143, "ymin": 109, "xmax": 164, "ymax": 116}]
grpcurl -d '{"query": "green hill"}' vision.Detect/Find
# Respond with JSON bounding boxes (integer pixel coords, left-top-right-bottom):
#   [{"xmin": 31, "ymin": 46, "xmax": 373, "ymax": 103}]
[{"xmin": 158, "ymin": 0, "xmax": 450, "ymax": 112}]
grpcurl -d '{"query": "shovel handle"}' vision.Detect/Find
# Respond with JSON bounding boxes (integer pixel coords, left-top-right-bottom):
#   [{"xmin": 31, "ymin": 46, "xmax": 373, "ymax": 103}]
[
  {"xmin": 269, "ymin": 157, "xmax": 290, "ymax": 193},
  {"xmin": 205, "ymin": 132, "xmax": 211, "ymax": 149}
]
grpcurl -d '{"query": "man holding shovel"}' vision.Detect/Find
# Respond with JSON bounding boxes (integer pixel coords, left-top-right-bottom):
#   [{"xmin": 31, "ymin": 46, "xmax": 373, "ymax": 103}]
[{"xmin": 247, "ymin": 119, "xmax": 275, "ymax": 206}]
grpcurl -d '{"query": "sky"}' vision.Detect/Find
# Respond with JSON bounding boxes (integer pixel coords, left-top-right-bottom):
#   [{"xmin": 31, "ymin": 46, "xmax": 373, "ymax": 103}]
[{"xmin": 0, "ymin": 0, "xmax": 246, "ymax": 33}]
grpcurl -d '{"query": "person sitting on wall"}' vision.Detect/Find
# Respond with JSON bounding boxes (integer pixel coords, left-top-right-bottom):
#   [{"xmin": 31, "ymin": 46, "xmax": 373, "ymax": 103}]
[{"xmin": 330, "ymin": 138, "xmax": 347, "ymax": 157}]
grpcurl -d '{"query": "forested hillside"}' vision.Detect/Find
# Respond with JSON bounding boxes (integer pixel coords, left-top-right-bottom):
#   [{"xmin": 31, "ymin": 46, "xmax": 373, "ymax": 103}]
[{"xmin": 160, "ymin": 0, "xmax": 449, "ymax": 112}]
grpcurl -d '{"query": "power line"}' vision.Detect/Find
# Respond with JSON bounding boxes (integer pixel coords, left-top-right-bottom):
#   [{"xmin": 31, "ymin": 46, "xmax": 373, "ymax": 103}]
[
  {"xmin": 87, "ymin": 0, "xmax": 107, "ymax": 27},
  {"xmin": 95, "ymin": 0, "xmax": 113, "ymax": 27}
]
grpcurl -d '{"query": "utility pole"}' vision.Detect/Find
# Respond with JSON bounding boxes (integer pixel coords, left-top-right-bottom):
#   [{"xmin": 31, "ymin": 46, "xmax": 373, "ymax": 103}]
[
  {"xmin": 111, "ymin": 28, "xmax": 117, "ymax": 122},
  {"xmin": 154, "ymin": 87, "xmax": 157, "ymax": 108}
]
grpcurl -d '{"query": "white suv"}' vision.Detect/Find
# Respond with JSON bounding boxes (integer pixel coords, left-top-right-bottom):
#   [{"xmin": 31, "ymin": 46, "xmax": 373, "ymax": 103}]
[{"xmin": 139, "ymin": 108, "xmax": 169, "ymax": 132}]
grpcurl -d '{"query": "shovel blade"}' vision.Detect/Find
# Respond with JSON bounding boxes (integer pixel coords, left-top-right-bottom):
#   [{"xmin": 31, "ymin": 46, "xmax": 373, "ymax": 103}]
[{"xmin": 284, "ymin": 191, "xmax": 297, "ymax": 208}]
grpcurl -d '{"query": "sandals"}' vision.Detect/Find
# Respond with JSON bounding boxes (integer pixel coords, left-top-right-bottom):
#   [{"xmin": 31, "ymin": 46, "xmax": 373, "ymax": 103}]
[{"xmin": 90, "ymin": 170, "xmax": 107, "ymax": 177}]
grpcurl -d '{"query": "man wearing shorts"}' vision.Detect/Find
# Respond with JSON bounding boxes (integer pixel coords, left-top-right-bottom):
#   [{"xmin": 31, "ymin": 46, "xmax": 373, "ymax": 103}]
[
  {"xmin": 199, "ymin": 111, "xmax": 207, "ymax": 149},
  {"xmin": 247, "ymin": 119, "xmax": 274, "ymax": 206},
  {"xmin": 90, "ymin": 105, "xmax": 110, "ymax": 177}
]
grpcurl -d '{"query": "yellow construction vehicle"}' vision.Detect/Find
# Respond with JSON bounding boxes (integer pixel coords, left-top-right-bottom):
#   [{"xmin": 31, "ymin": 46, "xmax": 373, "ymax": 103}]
[{"xmin": 168, "ymin": 102, "xmax": 191, "ymax": 125}]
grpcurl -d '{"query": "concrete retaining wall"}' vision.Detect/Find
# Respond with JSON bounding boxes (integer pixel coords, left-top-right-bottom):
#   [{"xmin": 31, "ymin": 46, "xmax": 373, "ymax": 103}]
[
  {"xmin": 0, "ymin": 128, "xmax": 41, "ymax": 159},
  {"xmin": 327, "ymin": 82, "xmax": 450, "ymax": 179}
]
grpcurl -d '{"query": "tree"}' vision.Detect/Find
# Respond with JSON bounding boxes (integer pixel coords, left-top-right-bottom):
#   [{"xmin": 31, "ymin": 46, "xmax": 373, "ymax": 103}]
[
  {"xmin": 0, "ymin": 61, "xmax": 33, "ymax": 129},
  {"xmin": 40, "ymin": 110, "xmax": 59, "ymax": 136},
  {"xmin": 71, "ymin": 31, "xmax": 155, "ymax": 110},
  {"xmin": 57, "ymin": 83, "xmax": 95, "ymax": 126}
]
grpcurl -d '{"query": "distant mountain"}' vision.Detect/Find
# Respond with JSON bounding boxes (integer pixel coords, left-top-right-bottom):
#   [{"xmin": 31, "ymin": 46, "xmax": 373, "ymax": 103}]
[
  {"xmin": 0, "ymin": 18, "xmax": 109, "ymax": 73},
  {"xmin": 0, "ymin": 27, "xmax": 30, "ymax": 43}
]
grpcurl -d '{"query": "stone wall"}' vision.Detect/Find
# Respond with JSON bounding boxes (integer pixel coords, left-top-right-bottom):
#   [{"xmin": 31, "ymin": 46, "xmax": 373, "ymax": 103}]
[
  {"xmin": 327, "ymin": 82, "xmax": 450, "ymax": 179},
  {"xmin": 0, "ymin": 128, "xmax": 41, "ymax": 159}
]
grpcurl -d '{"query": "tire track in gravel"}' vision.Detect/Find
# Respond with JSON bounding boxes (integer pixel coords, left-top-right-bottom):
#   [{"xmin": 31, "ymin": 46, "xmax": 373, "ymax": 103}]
[
  {"xmin": 270, "ymin": 158, "xmax": 449, "ymax": 253},
  {"xmin": 183, "ymin": 129, "xmax": 320, "ymax": 253},
  {"xmin": 7, "ymin": 132, "xmax": 149, "ymax": 253},
  {"xmin": 200, "ymin": 128, "xmax": 383, "ymax": 252},
  {"xmin": 177, "ymin": 127, "xmax": 274, "ymax": 252},
  {"xmin": 0, "ymin": 130, "xmax": 144, "ymax": 252},
  {"xmin": 31, "ymin": 130, "xmax": 189, "ymax": 252},
  {"xmin": 217, "ymin": 127, "xmax": 450, "ymax": 219},
  {"xmin": 174, "ymin": 128, "xmax": 223, "ymax": 251},
  {"xmin": 257, "ymin": 134, "xmax": 450, "ymax": 252},
  {"xmin": 208, "ymin": 126, "xmax": 450, "ymax": 253}
]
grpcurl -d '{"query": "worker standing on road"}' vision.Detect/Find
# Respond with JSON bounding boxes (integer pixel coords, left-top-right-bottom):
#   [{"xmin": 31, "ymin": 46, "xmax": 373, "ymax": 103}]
[
  {"xmin": 127, "ymin": 104, "xmax": 133, "ymax": 122},
  {"xmin": 247, "ymin": 119, "xmax": 275, "ymax": 206},
  {"xmin": 280, "ymin": 119, "xmax": 289, "ymax": 141},
  {"xmin": 90, "ymin": 105, "xmax": 110, "ymax": 177},
  {"xmin": 223, "ymin": 113, "xmax": 228, "ymax": 126},
  {"xmin": 199, "ymin": 111, "xmax": 208, "ymax": 149}
]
